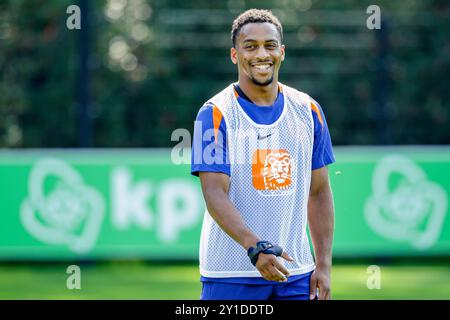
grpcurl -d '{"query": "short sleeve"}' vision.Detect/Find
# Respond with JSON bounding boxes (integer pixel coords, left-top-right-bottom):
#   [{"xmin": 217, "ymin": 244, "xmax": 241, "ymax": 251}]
[
  {"xmin": 191, "ymin": 103, "xmax": 230, "ymax": 176},
  {"xmin": 310, "ymin": 98, "xmax": 335, "ymax": 170}
]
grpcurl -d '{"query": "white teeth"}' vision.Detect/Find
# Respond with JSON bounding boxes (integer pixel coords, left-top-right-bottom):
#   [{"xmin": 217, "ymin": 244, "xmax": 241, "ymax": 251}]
[{"xmin": 253, "ymin": 64, "xmax": 271, "ymax": 70}]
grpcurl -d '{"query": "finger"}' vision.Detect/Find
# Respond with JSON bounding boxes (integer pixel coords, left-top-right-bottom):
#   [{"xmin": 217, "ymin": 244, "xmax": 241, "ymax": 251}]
[
  {"xmin": 272, "ymin": 259, "xmax": 290, "ymax": 277},
  {"xmin": 257, "ymin": 264, "xmax": 269, "ymax": 279},
  {"xmin": 259, "ymin": 269, "xmax": 270, "ymax": 281},
  {"xmin": 259, "ymin": 255, "xmax": 288, "ymax": 282},
  {"xmin": 318, "ymin": 285, "xmax": 328, "ymax": 300},
  {"xmin": 256, "ymin": 256, "xmax": 273, "ymax": 280},
  {"xmin": 309, "ymin": 274, "xmax": 317, "ymax": 300},
  {"xmin": 264, "ymin": 265, "xmax": 279, "ymax": 281},
  {"xmin": 267, "ymin": 265, "xmax": 287, "ymax": 282},
  {"xmin": 260, "ymin": 268, "xmax": 272, "ymax": 282},
  {"xmin": 259, "ymin": 266, "xmax": 272, "ymax": 281},
  {"xmin": 322, "ymin": 286, "xmax": 331, "ymax": 300},
  {"xmin": 281, "ymin": 251, "xmax": 294, "ymax": 262}
]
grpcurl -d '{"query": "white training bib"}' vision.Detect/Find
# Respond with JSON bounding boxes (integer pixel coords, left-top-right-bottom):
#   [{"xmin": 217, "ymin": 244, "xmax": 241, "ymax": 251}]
[{"xmin": 199, "ymin": 82, "xmax": 316, "ymax": 278}]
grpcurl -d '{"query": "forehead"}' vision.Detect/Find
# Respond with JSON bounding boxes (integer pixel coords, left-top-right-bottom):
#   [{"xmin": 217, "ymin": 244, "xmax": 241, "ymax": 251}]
[{"xmin": 237, "ymin": 22, "xmax": 281, "ymax": 43}]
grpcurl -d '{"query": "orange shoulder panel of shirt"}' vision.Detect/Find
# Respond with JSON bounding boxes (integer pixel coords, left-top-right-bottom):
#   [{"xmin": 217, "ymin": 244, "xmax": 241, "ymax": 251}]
[
  {"xmin": 310, "ymin": 100, "xmax": 324, "ymax": 128},
  {"xmin": 212, "ymin": 104, "xmax": 223, "ymax": 145}
]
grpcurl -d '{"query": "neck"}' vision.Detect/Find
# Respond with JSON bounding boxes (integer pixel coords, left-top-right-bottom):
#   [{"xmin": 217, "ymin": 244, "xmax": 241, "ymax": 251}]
[{"xmin": 237, "ymin": 76, "xmax": 279, "ymax": 106}]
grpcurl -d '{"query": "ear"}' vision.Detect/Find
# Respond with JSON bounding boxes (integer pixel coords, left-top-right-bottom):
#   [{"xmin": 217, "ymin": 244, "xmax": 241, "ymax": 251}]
[
  {"xmin": 230, "ymin": 47, "xmax": 238, "ymax": 65},
  {"xmin": 281, "ymin": 44, "xmax": 285, "ymax": 62}
]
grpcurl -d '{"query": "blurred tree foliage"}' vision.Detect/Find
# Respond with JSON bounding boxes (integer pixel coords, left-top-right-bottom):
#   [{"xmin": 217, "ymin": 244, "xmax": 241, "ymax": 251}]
[{"xmin": 0, "ymin": 0, "xmax": 449, "ymax": 148}]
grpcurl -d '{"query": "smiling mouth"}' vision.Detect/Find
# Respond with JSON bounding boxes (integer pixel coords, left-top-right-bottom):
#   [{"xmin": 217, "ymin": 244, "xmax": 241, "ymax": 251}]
[{"xmin": 251, "ymin": 63, "xmax": 273, "ymax": 72}]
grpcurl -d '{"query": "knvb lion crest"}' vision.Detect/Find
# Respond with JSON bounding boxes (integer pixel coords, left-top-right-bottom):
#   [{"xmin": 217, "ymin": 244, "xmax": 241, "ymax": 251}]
[{"xmin": 252, "ymin": 149, "xmax": 292, "ymax": 191}]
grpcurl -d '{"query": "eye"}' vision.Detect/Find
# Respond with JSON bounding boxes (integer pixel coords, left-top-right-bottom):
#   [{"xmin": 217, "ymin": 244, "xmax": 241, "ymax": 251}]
[
  {"xmin": 267, "ymin": 156, "xmax": 277, "ymax": 165},
  {"xmin": 280, "ymin": 157, "xmax": 290, "ymax": 166}
]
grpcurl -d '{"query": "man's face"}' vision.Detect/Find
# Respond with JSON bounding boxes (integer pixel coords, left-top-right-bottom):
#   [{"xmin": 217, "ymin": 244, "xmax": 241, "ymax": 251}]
[{"xmin": 231, "ymin": 22, "xmax": 285, "ymax": 87}]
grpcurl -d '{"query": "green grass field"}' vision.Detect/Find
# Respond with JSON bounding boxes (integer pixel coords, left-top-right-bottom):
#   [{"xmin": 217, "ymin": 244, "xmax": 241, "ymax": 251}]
[{"xmin": 0, "ymin": 261, "xmax": 449, "ymax": 299}]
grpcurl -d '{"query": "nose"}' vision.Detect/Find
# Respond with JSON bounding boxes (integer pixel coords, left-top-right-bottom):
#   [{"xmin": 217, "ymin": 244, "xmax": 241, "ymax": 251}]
[{"xmin": 255, "ymin": 46, "xmax": 270, "ymax": 60}]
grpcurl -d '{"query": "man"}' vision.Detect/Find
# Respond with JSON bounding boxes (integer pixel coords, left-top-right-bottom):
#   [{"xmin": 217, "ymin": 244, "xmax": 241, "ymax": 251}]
[{"xmin": 191, "ymin": 9, "xmax": 335, "ymax": 300}]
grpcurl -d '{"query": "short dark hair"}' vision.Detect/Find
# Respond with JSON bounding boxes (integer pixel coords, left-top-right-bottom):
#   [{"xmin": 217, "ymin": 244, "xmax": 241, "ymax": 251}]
[{"xmin": 231, "ymin": 9, "xmax": 283, "ymax": 47}]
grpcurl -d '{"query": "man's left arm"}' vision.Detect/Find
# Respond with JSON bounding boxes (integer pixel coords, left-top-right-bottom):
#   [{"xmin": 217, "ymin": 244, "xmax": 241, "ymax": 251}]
[{"xmin": 308, "ymin": 165, "xmax": 334, "ymax": 300}]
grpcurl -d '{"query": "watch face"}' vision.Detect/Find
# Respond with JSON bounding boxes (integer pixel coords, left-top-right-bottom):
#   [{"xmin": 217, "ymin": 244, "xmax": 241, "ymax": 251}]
[{"xmin": 261, "ymin": 242, "xmax": 271, "ymax": 250}]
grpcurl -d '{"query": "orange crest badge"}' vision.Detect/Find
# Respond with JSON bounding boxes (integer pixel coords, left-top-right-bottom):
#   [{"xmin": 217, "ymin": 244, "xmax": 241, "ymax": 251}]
[{"xmin": 252, "ymin": 149, "xmax": 292, "ymax": 191}]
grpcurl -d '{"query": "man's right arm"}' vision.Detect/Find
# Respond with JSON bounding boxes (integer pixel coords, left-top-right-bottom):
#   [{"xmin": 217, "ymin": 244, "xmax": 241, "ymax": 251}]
[
  {"xmin": 199, "ymin": 171, "xmax": 293, "ymax": 282},
  {"xmin": 199, "ymin": 171, "xmax": 260, "ymax": 250}
]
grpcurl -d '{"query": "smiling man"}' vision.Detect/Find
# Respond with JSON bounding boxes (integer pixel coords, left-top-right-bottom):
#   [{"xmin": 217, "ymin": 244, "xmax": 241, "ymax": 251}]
[{"xmin": 191, "ymin": 9, "xmax": 335, "ymax": 300}]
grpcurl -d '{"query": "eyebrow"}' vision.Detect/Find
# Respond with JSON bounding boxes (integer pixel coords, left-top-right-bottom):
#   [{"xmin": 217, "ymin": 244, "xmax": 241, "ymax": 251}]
[{"xmin": 242, "ymin": 39, "xmax": 279, "ymax": 44}]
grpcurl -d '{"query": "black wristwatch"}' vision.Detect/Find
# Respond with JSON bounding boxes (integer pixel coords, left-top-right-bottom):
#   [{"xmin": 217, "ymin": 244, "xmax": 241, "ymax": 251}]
[{"xmin": 247, "ymin": 241, "xmax": 283, "ymax": 266}]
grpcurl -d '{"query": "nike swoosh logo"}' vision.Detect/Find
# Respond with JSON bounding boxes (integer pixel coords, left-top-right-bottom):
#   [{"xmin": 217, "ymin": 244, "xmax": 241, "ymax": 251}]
[{"xmin": 257, "ymin": 133, "xmax": 274, "ymax": 140}]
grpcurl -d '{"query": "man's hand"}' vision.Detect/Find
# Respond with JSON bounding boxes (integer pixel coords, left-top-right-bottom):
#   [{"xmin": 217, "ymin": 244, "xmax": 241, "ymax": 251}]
[
  {"xmin": 309, "ymin": 266, "xmax": 331, "ymax": 300},
  {"xmin": 256, "ymin": 251, "xmax": 294, "ymax": 282}
]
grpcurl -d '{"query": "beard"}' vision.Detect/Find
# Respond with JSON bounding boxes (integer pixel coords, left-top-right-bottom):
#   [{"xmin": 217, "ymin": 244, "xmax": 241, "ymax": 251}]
[{"xmin": 250, "ymin": 74, "xmax": 274, "ymax": 86}]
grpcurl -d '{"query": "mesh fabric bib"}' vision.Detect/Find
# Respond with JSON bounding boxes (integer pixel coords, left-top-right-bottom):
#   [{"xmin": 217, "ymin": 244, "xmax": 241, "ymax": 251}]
[{"xmin": 199, "ymin": 83, "xmax": 316, "ymax": 278}]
